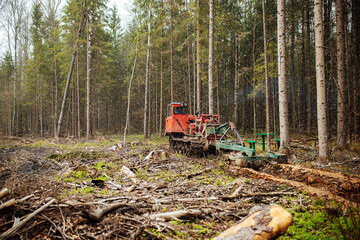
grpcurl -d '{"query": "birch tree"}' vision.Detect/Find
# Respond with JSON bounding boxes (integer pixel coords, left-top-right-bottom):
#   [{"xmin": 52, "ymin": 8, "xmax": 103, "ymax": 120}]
[
  {"xmin": 277, "ymin": 0, "xmax": 290, "ymax": 149},
  {"xmin": 314, "ymin": 0, "xmax": 328, "ymax": 159}
]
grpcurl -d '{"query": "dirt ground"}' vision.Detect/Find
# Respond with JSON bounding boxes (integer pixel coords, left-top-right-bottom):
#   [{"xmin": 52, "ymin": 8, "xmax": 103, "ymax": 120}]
[{"xmin": 0, "ymin": 136, "xmax": 359, "ymax": 239}]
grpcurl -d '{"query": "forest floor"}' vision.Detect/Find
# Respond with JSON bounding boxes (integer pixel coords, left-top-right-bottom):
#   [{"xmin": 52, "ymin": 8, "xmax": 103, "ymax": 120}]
[{"xmin": 0, "ymin": 135, "xmax": 359, "ymax": 239}]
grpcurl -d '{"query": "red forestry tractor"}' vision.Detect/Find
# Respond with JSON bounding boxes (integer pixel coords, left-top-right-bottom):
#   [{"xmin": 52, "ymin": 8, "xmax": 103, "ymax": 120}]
[{"xmin": 165, "ymin": 102, "xmax": 287, "ymax": 166}]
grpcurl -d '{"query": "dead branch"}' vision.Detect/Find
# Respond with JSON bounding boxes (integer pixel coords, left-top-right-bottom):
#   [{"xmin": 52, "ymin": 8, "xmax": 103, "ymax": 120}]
[
  {"xmin": 0, "ymin": 198, "xmax": 56, "ymax": 240},
  {"xmin": 86, "ymin": 202, "xmax": 127, "ymax": 221},
  {"xmin": 222, "ymin": 192, "xmax": 296, "ymax": 200},
  {"xmin": 145, "ymin": 209, "xmax": 202, "ymax": 221},
  {"xmin": 157, "ymin": 197, "xmax": 219, "ymax": 203},
  {"xmin": 186, "ymin": 167, "xmax": 214, "ymax": 178},
  {"xmin": 214, "ymin": 205, "xmax": 293, "ymax": 240},
  {"xmin": 0, "ymin": 188, "xmax": 9, "ymax": 199},
  {"xmin": 0, "ymin": 199, "xmax": 16, "ymax": 211}
]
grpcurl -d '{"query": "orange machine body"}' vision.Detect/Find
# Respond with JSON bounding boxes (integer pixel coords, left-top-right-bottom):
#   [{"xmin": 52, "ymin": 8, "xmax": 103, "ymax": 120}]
[{"xmin": 165, "ymin": 102, "xmax": 219, "ymax": 138}]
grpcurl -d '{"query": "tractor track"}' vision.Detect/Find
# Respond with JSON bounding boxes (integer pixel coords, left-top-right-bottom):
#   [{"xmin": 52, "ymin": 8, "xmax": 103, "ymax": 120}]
[{"xmin": 226, "ymin": 163, "xmax": 360, "ymax": 207}]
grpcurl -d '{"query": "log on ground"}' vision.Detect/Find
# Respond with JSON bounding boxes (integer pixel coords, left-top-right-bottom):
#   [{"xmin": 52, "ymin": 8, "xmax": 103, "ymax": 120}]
[{"xmin": 214, "ymin": 205, "xmax": 292, "ymax": 240}]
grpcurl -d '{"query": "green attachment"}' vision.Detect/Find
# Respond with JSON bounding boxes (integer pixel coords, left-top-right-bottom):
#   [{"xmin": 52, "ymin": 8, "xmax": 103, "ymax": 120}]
[
  {"xmin": 215, "ymin": 122, "xmax": 229, "ymax": 130},
  {"xmin": 216, "ymin": 140, "xmax": 256, "ymax": 157},
  {"xmin": 245, "ymin": 140, "xmax": 258, "ymax": 150}
]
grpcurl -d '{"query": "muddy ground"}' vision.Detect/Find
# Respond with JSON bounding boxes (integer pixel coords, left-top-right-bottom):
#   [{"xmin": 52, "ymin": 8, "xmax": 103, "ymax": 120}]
[{"xmin": 0, "ymin": 136, "xmax": 359, "ymax": 239}]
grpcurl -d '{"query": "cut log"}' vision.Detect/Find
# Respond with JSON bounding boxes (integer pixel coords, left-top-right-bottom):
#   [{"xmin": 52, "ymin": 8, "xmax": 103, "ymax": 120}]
[
  {"xmin": 214, "ymin": 205, "xmax": 292, "ymax": 240},
  {"xmin": 145, "ymin": 209, "xmax": 202, "ymax": 221},
  {"xmin": 0, "ymin": 188, "xmax": 9, "ymax": 199},
  {"xmin": 0, "ymin": 198, "xmax": 56, "ymax": 240}
]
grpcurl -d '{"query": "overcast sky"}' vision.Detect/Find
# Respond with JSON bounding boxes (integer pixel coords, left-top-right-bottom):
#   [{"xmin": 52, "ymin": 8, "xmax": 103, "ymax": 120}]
[
  {"xmin": 108, "ymin": 0, "xmax": 133, "ymax": 26},
  {"xmin": 0, "ymin": 0, "xmax": 134, "ymax": 56}
]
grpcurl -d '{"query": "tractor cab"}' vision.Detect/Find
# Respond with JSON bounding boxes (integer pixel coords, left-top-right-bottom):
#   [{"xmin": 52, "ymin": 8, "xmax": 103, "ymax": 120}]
[{"xmin": 165, "ymin": 102, "xmax": 190, "ymax": 136}]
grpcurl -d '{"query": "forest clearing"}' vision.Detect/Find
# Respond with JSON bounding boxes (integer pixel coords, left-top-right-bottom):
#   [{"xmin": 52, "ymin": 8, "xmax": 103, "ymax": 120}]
[
  {"xmin": 0, "ymin": 135, "xmax": 359, "ymax": 239},
  {"xmin": 1, "ymin": 0, "xmax": 360, "ymax": 239}
]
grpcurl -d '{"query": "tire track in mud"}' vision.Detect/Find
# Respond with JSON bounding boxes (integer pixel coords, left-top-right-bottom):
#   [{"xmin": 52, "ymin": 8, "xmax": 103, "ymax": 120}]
[{"xmin": 227, "ymin": 164, "xmax": 360, "ymax": 207}]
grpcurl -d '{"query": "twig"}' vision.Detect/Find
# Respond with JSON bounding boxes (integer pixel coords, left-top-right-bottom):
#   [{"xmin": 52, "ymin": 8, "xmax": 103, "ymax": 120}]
[
  {"xmin": 0, "ymin": 198, "xmax": 56, "ymax": 240},
  {"xmin": 41, "ymin": 214, "xmax": 71, "ymax": 240},
  {"xmin": 186, "ymin": 167, "xmax": 214, "ymax": 178},
  {"xmin": 86, "ymin": 202, "xmax": 127, "ymax": 221}
]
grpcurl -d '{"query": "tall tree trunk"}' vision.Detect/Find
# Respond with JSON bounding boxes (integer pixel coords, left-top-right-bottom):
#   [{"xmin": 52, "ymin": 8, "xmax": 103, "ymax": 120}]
[
  {"xmin": 187, "ymin": 28, "xmax": 192, "ymax": 114},
  {"xmin": 76, "ymin": 47, "xmax": 81, "ymax": 138},
  {"xmin": 336, "ymin": 0, "xmax": 346, "ymax": 147},
  {"xmin": 353, "ymin": 0, "xmax": 360, "ymax": 142},
  {"xmin": 86, "ymin": 12, "xmax": 93, "ymax": 139},
  {"xmin": 208, "ymin": 0, "xmax": 214, "ymax": 114},
  {"xmin": 169, "ymin": 0, "xmax": 174, "ymax": 102},
  {"xmin": 277, "ymin": 0, "xmax": 290, "ymax": 149},
  {"xmin": 306, "ymin": 0, "xmax": 312, "ymax": 134},
  {"xmin": 234, "ymin": 39, "xmax": 239, "ymax": 126},
  {"xmin": 196, "ymin": 0, "xmax": 201, "ymax": 113},
  {"xmin": 159, "ymin": 44, "xmax": 164, "ymax": 137},
  {"xmin": 262, "ymin": 0, "xmax": 271, "ymax": 152},
  {"xmin": 53, "ymin": 49, "xmax": 58, "ymax": 137},
  {"xmin": 290, "ymin": 0, "xmax": 297, "ymax": 129},
  {"xmin": 216, "ymin": 60, "xmax": 220, "ymax": 114},
  {"xmin": 314, "ymin": 0, "xmax": 328, "ymax": 159},
  {"xmin": 56, "ymin": 18, "xmax": 85, "ymax": 138},
  {"xmin": 144, "ymin": 2, "xmax": 151, "ymax": 139},
  {"xmin": 124, "ymin": 35, "xmax": 139, "ymax": 142},
  {"xmin": 252, "ymin": 22, "xmax": 257, "ymax": 140}
]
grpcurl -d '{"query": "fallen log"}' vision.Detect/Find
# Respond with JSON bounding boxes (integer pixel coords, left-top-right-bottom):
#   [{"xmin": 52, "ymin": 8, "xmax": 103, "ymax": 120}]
[
  {"xmin": 145, "ymin": 209, "xmax": 202, "ymax": 221},
  {"xmin": 0, "ymin": 198, "xmax": 56, "ymax": 240},
  {"xmin": 214, "ymin": 205, "xmax": 292, "ymax": 240},
  {"xmin": 0, "ymin": 188, "xmax": 9, "ymax": 199}
]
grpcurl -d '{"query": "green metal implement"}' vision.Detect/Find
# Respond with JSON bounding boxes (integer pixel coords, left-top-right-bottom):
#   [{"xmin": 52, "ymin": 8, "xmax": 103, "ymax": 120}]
[
  {"xmin": 216, "ymin": 140, "xmax": 255, "ymax": 157},
  {"xmin": 256, "ymin": 133, "xmax": 277, "ymax": 151}
]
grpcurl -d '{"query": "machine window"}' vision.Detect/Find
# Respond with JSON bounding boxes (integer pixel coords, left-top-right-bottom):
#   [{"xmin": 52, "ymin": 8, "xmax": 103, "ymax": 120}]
[
  {"xmin": 173, "ymin": 106, "xmax": 187, "ymax": 115},
  {"xmin": 167, "ymin": 105, "xmax": 172, "ymax": 117}
]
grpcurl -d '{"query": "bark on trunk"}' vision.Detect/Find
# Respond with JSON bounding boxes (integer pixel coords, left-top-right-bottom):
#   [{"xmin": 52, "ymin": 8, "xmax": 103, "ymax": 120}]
[
  {"xmin": 314, "ymin": 0, "xmax": 328, "ymax": 159},
  {"xmin": 263, "ymin": 0, "xmax": 271, "ymax": 152},
  {"xmin": 196, "ymin": 0, "xmax": 201, "ymax": 113},
  {"xmin": 86, "ymin": 11, "xmax": 93, "ymax": 139},
  {"xmin": 144, "ymin": 2, "xmax": 151, "ymax": 139},
  {"xmin": 336, "ymin": 0, "xmax": 346, "ymax": 147},
  {"xmin": 306, "ymin": 0, "xmax": 312, "ymax": 134},
  {"xmin": 277, "ymin": 0, "xmax": 290, "ymax": 149},
  {"xmin": 208, "ymin": 0, "xmax": 214, "ymax": 115},
  {"xmin": 170, "ymin": 0, "xmax": 174, "ymax": 102}
]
